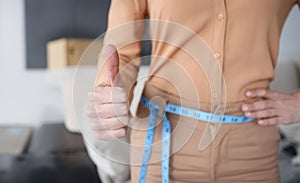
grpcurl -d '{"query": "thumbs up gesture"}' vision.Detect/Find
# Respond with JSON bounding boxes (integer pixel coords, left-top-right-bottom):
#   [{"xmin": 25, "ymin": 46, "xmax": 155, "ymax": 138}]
[{"xmin": 86, "ymin": 45, "xmax": 129, "ymax": 140}]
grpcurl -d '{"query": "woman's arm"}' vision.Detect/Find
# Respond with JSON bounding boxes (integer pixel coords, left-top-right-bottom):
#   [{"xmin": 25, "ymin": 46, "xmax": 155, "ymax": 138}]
[
  {"xmin": 96, "ymin": 0, "xmax": 148, "ymax": 98},
  {"xmin": 87, "ymin": 0, "xmax": 148, "ymax": 140}
]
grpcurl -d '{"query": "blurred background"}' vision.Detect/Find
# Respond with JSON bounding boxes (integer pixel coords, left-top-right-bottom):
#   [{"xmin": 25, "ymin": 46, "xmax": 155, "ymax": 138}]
[{"xmin": 0, "ymin": 0, "xmax": 300, "ymax": 183}]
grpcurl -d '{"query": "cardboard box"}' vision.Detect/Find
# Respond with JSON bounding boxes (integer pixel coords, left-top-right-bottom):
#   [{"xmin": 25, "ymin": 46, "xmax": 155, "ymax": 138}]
[{"xmin": 47, "ymin": 38, "xmax": 101, "ymax": 70}]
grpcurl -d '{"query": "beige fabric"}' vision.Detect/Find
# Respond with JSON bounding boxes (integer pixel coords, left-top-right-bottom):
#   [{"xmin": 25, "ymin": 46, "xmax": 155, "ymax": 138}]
[
  {"xmin": 131, "ymin": 109, "xmax": 280, "ymax": 183},
  {"xmin": 130, "ymin": 85, "xmax": 280, "ymax": 183},
  {"xmin": 99, "ymin": 0, "xmax": 298, "ymax": 104}
]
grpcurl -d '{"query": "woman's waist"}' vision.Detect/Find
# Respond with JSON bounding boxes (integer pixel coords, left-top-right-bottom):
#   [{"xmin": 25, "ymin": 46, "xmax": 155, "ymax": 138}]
[{"xmin": 142, "ymin": 83, "xmax": 262, "ymax": 116}]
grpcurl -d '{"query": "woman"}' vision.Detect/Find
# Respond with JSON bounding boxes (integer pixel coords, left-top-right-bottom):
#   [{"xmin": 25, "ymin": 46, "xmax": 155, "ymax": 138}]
[{"xmin": 87, "ymin": 1, "xmax": 300, "ymax": 182}]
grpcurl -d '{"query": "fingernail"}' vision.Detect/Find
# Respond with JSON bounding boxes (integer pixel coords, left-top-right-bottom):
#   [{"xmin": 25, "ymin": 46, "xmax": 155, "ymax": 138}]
[
  {"xmin": 242, "ymin": 105, "xmax": 248, "ymax": 111},
  {"xmin": 258, "ymin": 120, "xmax": 264, "ymax": 125},
  {"xmin": 245, "ymin": 112, "xmax": 251, "ymax": 116},
  {"xmin": 246, "ymin": 91, "xmax": 252, "ymax": 97}
]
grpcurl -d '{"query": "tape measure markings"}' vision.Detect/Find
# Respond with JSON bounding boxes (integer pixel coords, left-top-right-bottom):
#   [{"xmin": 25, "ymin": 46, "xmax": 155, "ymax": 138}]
[{"xmin": 138, "ymin": 96, "xmax": 253, "ymax": 183}]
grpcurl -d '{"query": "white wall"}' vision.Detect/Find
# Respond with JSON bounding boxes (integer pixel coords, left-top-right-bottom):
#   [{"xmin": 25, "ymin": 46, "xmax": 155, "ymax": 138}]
[
  {"xmin": 0, "ymin": 0, "xmax": 299, "ymax": 127},
  {"xmin": 0, "ymin": 0, "xmax": 64, "ymax": 127},
  {"xmin": 278, "ymin": 6, "xmax": 300, "ymax": 62},
  {"xmin": 272, "ymin": 6, "xmax": 300, "ymax": 93}
]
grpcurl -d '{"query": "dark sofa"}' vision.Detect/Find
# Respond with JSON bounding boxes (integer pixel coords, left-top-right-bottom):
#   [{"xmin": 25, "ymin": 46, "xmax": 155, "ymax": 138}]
[{"xmin": 0, "ymin": 123, "xmax": 101, "ymax": 183}]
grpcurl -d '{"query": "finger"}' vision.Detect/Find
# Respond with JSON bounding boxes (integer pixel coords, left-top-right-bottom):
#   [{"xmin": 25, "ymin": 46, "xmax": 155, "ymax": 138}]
[
  {"xmin": 245, "ymin": 88, "xmax": 279, "ymax": 99},
  {"xmin": 242, "ymin": 100, "xmax": 274, "ymax": 112},
  {"xmin": 89, "ymin": 116, "xmax": 129, "ymax": 130},
  {"xmin": 244, "ymin": 109, "xmax": 277, "ymax": 119},
  {"xmin": 245, "ymin": 88, "xmax": 268, "ymax": 98},
  {"xmin": 93, "ymin": 128, "xmax": 126, "ymax": 140},
  {"xmin": 105, "ymin": 44, "xmax": 119, "ymax": 86},
  {"xmin": 257, "ymin": 117, "xmax": 282, "ymax": 126},
  {"xmin": 88, "ymin": 87, "xmax": 127, "ymax": 103},
  {"xmin": 96, "ymin": 103, "xmax": 129, "ymax": 119}
]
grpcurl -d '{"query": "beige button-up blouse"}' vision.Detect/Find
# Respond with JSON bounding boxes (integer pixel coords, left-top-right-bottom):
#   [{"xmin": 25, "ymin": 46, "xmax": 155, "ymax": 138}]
[{"xmin": 97, "ymin": 0, "xmax": 300, "ymax": 109}]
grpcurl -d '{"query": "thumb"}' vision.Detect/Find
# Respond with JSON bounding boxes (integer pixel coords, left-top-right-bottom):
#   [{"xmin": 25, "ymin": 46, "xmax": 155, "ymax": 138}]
[{"xmin": 104, "ymin": 44, "xmax": 119, "ymax": 86}]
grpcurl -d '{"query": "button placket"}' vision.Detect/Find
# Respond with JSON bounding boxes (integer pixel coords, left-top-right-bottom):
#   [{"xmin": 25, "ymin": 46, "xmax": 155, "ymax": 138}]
[
  {"xmin": 211, "ymin": 0, "xmax": 227, "ymax": 68},
  {"xmin": 210, "ymin": 0, "xmax": 227, "ymax": 105}
]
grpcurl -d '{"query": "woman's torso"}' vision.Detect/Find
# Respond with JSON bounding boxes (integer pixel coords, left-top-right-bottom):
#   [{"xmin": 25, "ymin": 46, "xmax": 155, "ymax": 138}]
[{"xmin": 145, "ymin": 0, "xmax": 297, "ymax": 106}]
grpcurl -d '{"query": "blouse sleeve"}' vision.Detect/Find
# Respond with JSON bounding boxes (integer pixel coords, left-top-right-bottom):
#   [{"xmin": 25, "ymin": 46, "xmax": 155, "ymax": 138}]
[{"xmin": 96, "ymin": 0, "xmax": 148, "ymax": 101}]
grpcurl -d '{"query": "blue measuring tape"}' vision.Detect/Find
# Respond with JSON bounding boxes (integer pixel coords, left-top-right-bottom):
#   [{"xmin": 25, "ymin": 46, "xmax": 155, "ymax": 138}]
[{"xmin": 139, "ymin": 95, "xmax": 253, "ymax": 183}]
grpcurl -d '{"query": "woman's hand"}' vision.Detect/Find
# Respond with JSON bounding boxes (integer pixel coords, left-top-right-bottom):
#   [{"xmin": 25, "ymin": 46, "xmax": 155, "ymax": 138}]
[
  {"xmin": 86, "ymin": 45, "xmax": 129, "ymax": 140},
  {"xmin": 241, "ymin": 88, "xmax": 300, "ymax": 126}
]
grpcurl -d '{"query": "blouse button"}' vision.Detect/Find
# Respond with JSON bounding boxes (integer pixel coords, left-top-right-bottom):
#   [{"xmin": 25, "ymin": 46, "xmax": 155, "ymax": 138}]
[
  {"xmin": 214, "ymin": 53, "xmax": 221, "ymax": 59},
  {"xmin": 218, "ymin": 13, "xmax": 224, "ymax": 20}
]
